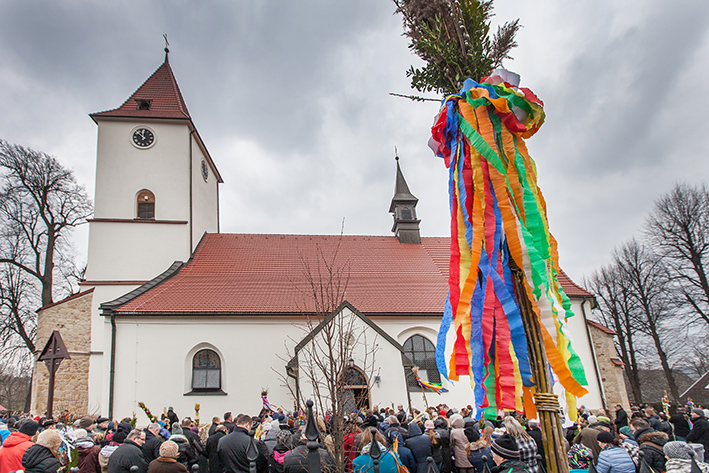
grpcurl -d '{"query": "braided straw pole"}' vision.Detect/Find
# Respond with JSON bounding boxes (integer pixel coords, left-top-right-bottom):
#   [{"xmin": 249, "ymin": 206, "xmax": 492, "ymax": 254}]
[{"xmin": 512, "ymin": 266, "xmax": 570, "ymax": 473}]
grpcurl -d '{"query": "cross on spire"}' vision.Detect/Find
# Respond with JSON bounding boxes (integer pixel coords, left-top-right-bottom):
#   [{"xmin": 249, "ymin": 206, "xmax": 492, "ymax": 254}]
[{"xmin": 163, "ymin": 34, "xmax": 170, "ymax": 63}]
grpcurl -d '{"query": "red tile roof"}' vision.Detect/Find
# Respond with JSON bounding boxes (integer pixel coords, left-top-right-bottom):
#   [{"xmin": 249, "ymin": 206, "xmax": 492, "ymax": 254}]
[
  {"xmin": 557, "ymin": 269, "xmax": 593, "ymax": 297},
  {"xmin": 587, "ymin": 319, "xmax": 616, "ymax": 335},
  {"xmin": 91, "ymin": 60, "xmax": 190, "ymax": 120},
  {"xmin": 114, "ymin": 234, "xmax": 593, "ymax": 315}
]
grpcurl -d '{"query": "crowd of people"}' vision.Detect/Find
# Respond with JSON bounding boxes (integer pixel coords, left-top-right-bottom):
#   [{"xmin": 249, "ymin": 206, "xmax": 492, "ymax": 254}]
[{"xmin": 1, "ymin": 401, "xmax": 709, "ymax": 473}]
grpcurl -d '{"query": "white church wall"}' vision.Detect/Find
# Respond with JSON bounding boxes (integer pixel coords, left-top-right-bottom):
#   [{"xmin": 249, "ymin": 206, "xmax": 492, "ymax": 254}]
[
  {"xmin": 189, "ymin": 135, "xmax": 219, "ymax": 250},
  {"xmin": 85, "ymin": 221, "xmax": 190, "ymax": 282},
  {"xmin": 93, "ymin": 120, "xmax": 191, "ymax": 221}
]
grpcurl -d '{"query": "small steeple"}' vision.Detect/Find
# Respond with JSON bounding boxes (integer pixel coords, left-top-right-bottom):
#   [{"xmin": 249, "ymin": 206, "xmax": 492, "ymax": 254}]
[{"xmin": 389, "ymin": 150, "xmax": 421, "ymax": 244}]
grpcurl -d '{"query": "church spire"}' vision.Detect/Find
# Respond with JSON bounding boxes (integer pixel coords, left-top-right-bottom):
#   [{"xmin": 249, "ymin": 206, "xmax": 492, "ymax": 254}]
[{"xmin": 389, "ymin": 151, "xmax": 421, "ymax": 244}]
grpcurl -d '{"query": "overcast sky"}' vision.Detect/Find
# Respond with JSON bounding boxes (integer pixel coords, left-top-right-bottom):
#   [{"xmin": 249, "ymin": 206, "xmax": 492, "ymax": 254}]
[{"xmin": 1, "ymin": 0, "xmax": 708, "ymax": 285}]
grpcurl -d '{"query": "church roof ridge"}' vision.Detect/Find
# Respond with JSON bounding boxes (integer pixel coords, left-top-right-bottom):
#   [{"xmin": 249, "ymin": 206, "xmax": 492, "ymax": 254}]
[{"xmin": 90, "ymin": 59, "xmax": 190, "ymax": 120}]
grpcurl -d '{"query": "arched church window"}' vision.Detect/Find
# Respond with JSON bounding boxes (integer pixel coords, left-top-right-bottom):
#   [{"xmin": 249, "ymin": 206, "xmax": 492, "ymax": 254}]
[
  {"xmin": 192, "ymin": 349, "xmax": 221, "ymax": 390},
  {"xmin": 403, "ymin": 334, "xmax": 441, "ymax": 388},
  {"xmin": 401, "ymin": 207, "xmax": 412, "ymax": 220},
  {"xmin": 136, "ymin": 190, "xmax": 155, "ymax": 219}
]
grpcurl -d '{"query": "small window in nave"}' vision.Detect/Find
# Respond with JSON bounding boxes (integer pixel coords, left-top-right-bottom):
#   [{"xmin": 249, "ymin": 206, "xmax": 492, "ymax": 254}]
[{"xmin": 192, "ymin": 349, "xmax": 221, "ymax": 390}]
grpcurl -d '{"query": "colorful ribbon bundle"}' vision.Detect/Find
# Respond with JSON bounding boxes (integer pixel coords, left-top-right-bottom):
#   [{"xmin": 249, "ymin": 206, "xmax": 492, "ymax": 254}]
[
  {"xmin": 261, "ymin": 390, "xmax": 278, "ymax": 412},
  {"xmin": 416, "ymin": 376, "xmax": 448, "ymax": 394},
  {"xmin": 430, "ymin": 69, "xmax": 588, "ymax": 419}
]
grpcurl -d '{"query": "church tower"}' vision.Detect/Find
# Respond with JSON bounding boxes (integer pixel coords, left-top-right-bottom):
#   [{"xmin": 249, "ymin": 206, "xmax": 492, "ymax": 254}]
[
  {"xmin": 389, "ymin": 155, "xmax": 421, "ymax": 244},
  {"xmin": 85, "ymin": 50, "xmax": 222, "ymax": 284},
  {"xmin": 81, "ymin": 50, "xmax": 223, "ymax": 412}
]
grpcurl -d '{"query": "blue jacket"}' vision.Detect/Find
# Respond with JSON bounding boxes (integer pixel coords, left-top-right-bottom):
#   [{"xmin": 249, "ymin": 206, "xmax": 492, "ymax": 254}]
[{"xmin": 595, "ymin": 446, "xmax": 636, "ymax": 473}]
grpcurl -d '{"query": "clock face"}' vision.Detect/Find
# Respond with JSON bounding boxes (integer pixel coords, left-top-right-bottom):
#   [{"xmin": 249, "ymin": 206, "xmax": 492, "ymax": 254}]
[
  {"xmin": 201, "ymin": 159, "xmax": 209, "ymax": 181},
  {"xmin": 132, "ymin": 128, "xmax": 155, "ymax": 148}
]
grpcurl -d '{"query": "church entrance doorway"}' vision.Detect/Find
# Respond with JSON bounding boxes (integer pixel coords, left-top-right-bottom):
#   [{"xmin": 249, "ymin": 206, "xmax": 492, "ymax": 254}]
[{"xmin": 341, "ymin": 366, "xmax": 370, "ymax": 414}]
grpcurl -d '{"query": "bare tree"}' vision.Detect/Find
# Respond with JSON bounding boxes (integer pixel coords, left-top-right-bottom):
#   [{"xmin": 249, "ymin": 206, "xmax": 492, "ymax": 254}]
[
  {"xmin": 645, "ymin": 183, "xmax": 709, "ymax": 328},
  {"xmin": 0, "ymin": 139, "xmax": 92, "ymax": 365},
  {"xmin": 614, "ymin": 240, "xmax": 681, "ymax": 402},
  {"xmin": 586, "ymin": 264, "xmax": 644, "ymax": 404},
  {"xmin": 276, "ymin": 238, "xmax": 380, "ymax": 473}
]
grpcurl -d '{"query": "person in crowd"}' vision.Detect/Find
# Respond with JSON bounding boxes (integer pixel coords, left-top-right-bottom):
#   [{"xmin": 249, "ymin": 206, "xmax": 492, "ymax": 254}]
[
  {"xmin": 0, "ymin": 420, "xmax": 39, "ymax": 473},
  {"xmin": 664, "ymin": 440, "xmax": 709, "ymax": 473},
  {"xmin": 147, "ymin": 440, "xmax": 188, "ymax": 473},
  {"xmin": 423, "ymin": 420, "xmax": 442, "ymax": 472},
  {"xmin": 169, "ymin": 424, "xmax": 196, "ymax": 469},
  {"xmin": 223, "ymin": 413, "xmax": 235, "ymax": 435},
  {"xmin": 595, "ymin": 431, "xmax": 635, "ymax": 473},
  {"xmin": 670, "ymin": 408, "xmax": 692, "ymax": 442},
  {"xmin": 638, "ymin": 430, "xmax": 669, "ymax": 473},
  {"xmin": 614, "ymin": 405, "xmax": 628, "ymax": 430},
  {"xmin": 79, "ymin": 416, "xmax": 96, "ymax": 437},
  {"xmin": 616, "ymin": 427, "xmax": 640, "ymax": 467},
  {"xmin": 433, "ymin": 416, "xmax": 452, "ymax": 473},
  {"xmin": 352, "ymin": 428, "xmax": 399, "ymax": 473},
  {"xmin": 208, "ymin": 418, "xmax": 222, "ymax": 437},
  {"xmin": 167, "ymin": 408, "xmax": 179, "ymax": 428},
  {"xmin": 99, "ymin": 421, "xmax": 131, "ymax": 473},
  {"xmin": 387, "ymin": 429, "xmax": 416, "ymax": 473},
  {"xmin": 573, "ymin": 419, "xmax": 611, "ymax": 461},
  {"xmin": 467, "ymin": 425, "xmax": 494, "ymax": 473},
  {"xmin": 96, "ymin": 418, "xmax": 111, "ymax": 435},
  {"xmin": 206, "ymin": 424, "xmax": 227, "ymax": 473},
  {"xmin": 687, "ymin": 409, "xmax": 709, "ymax": 453},
  {"xmin": 525, "ymin": 419, "xmax": 546, "ymax": 473},
  {"xmin": 180, "ymin": 418, "xmax": 206, "ymax": 465},
  {"xmin": 504, "ymin": 416, "xmax": 539, "ymax": 473},
  {"xmin": 451, "ymin": 414, "xmax": 475, "ymax": 473},
  {"xmin": 269, "ymin": 430, "xmax": 292, "ymax": 473},
  {"xmin": 218, "ymin": 414, "xmax": 268, "ymax": 473},
  {"xmin": 107, "ymin": 429, "xmax": 148, "ymax": 473},
  {"xmin": 143, "ymin": 423, "xmax": 165, "ymax": 464},
  {"xmin": 490, "ymin": 433, "xmax": 529, "ymax": 473},
  {"xmin": 405, "ymin": 421, "xmax": 432, "ymax": 473},
  {"xmin": 75, "ymin": 428, "xmax": 102, "ymax": 473},
  {"xmin": 21, "ymin": 429, "xmax": 63, "ymax": 473},
  {"xmin": 343, "ymin": 420, "xmax": 361, "ymax": 473},
  {"xmin": 263, "ymin": 420, "xmax": 281, "ymax": 455},
  {"xmin": 283, "ymin": 429, "xmax": 333, "ymax": 473}
]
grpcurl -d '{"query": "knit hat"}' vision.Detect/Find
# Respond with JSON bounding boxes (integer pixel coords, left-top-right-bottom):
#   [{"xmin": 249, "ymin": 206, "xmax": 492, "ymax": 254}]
[
  {"xmin": 19, "ymin": 420, "xmax": 39, "ymax": 437},
  {"xmin": 597, "ymin": 416, "xmax": 611, "ymax": 424},
  {"xmin": 664, "ymin": 441, "xmax": 693, "ymax": 460},
  {"xmin": 587, "ymin": 415, "xmax": 598, "ymax": 424},
  {"xmin": 37, "ymin": 429, "xmax": 63, "ymax": 458},
  {"xmin": 79, "ymin": 416, "xmax": 94, "ymax": 429},
  {"xmin": 172, "ymin": 424, "xmax": 184, "ymax": 435},
  {"xmin": 74, "ymin": 428, "xmax": 88, "ymax": 439},
  {"xmin": 96, "ymin": 417, "xmax": 109, "ymax": 424},
  {"xmin": 276, "ymin": 430, "xmax": 292, "ymax": 448},
  {"xmin": 424, "ymin": 420, "xmax": 435, "ymax": 431},
  {"xmin": 160, "ymin": 440, "xmax": 179, "ymax": 459},
  {"xmin": 619, "ymin": 426, "xmax": 633, "ymax": 438},
  {"xmin": 491, "ymin": 434, "xmax": 520, "ymax": 460},
  {"xmin": 597, "ymin": 431, "xmax": 615, "ymax": 444},
  {"xmin": 692, "ymin": 408, "xmax": 705, "ymax": 418}
]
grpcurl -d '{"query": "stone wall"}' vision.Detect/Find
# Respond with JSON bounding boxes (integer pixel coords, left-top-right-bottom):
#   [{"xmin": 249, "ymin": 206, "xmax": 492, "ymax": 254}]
[
  {"xmin": 588, "ymin": 323, "xmax": 630, "ymax": 410},
  {"xmin": 31, "ymin": 290, "xmax": 94, "ymax": 417}
]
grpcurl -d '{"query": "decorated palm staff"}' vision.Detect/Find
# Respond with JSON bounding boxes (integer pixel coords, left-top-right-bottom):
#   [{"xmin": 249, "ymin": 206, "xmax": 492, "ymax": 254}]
[
  {"xmin": 412, "ymin": 366, "xmax": 447, "ymax": 412},
  {"xmin": 138, "ymin": 402, "xmax": 158, "ymax": 423},
  {"xmin": 261, "ymin": 389, "xmax": 278, "ymax": 413},
  {"xmin": 429, "ymin": 70, "xmax": 589, "ymax": 473},
  {"xmin": 662, "ymin": 391, "xmax": 670, "ymax": 418},
  {"xmin": 195, "ymin": 403, "xmax": 201, "ymax": 426}
]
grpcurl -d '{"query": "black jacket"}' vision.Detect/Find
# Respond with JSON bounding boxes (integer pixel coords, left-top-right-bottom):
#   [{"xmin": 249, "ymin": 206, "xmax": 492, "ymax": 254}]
[
  {"xmin": 687, "ymin": 417, "xmax": 709, "ymax": 452},
  {"xmin": 206, "ymin": 430, "xmax": 226, "ymax": 473},
  {"xmin": 183, "ymin": 428, "xmax": 206, "ymax": 458},
  {"xmin": 527, "ymin": 427, "xmax": 546, "ymax": 472},
  {"xmin": 144, "ymin": 430, "xmax": 164, "ymax": 464},
  {"xmin": 491, "ymin": 460, "xmax": 530, "ymax": 473},
  {"xmin": 404, "ymin": 424, "xmax": 433, "ymax": 473},
  {"xmin": 614, "ymin": 409, "xmax": 628, "ymax": 429},
  {"xmin": 638, "ymin": 431, "xmax": 668, "ymax": 473},
  {"xmin": 22, "ymin": 444, "xmax": 61, "ymax": 473},
  {"xmin": 217, "ymin": 426, "xmax": 268, "ymax": 473},
  {"xmin": 107, "ymin": 440, "xmax": 149, "ymax": 473},
  {"xmin": 669, "ymin": 414, "xmax": 691, "ymax": 438},
  {"xmin": 283, "ymin": 444, "xmax": 333, "ymax": 473}
]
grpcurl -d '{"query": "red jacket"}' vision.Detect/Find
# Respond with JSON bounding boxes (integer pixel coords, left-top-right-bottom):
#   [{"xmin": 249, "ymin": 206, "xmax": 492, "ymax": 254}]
[{"xmin": 0, "ymin": 432, "xmax": 34, "ymax": 473}]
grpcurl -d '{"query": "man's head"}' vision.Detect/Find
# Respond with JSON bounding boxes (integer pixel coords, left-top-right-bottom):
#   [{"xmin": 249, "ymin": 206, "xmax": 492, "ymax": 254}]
[
  {"xmin": 148, "ymin": 423, "xmax": 161, "ymax": 435},
  {"xmin": 96, "ymin": 417, "xmax": 110, "ymax": 429},
  {"xmin": 127, "ymin": 429, "xmax": 146, "ymax": 446},
  {"xmin": 615, "ymin": 404, "xmax": 623, "ymax": 411},
  {"xmin": 224, "ymin": 412, "xmax": 233, "ymax": 422},
  {"xmin": 181, "ymin": 418, "xmax": 193, "ymax": 428},
  {"xmin": 236, "ymin": 414, "xmax": 252, "ymax": 429},
  {"xmin": 691, "ymin": 408, "xmax": 705, "ymax": 420},
  {"xmin": 212, "ymin": 416, "xmax": 221, "ymax": 424},
  {"xmin": 491, "ymin": 434, "xmax": 520, "ymax": 465},
  {"xmin": 629, "ymin": 418, "xmax": 649, "ymax": 433}
]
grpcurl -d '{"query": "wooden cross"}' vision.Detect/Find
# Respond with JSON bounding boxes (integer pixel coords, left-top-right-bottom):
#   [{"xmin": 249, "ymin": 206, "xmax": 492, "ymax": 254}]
[{"xmin": 38, "ymin": 330, "xmax": 70, "ymax": 419}]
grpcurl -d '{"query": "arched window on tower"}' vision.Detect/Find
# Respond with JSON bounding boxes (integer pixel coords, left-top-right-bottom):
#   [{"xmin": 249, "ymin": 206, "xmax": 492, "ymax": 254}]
[
  {"xmin": 192, "ymin": 349, "xmax": 221, "ymax": 391},
  {"xmin": 136, "ymin": 190, "xmax": 155, "ymax": 219},
  {"xmin": 401, "ymin": 207, "xmax": 412, "ymax": 220},
  {"xmin": 403, "ymin": 334, "xmax": 441, "ymax": 388}
]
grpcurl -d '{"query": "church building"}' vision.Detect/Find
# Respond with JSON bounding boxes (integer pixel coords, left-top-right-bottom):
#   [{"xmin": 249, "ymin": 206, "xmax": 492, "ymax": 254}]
[{"xmin": 30, "ymin": 52, "xmax": 628, "ymax": 421}]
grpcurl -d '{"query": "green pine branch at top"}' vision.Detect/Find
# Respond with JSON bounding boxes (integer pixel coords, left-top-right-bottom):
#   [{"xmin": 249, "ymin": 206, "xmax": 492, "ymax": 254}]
[{"xmin": 394, "ymin": 0, "xmax": 520, "ymax": 97}]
